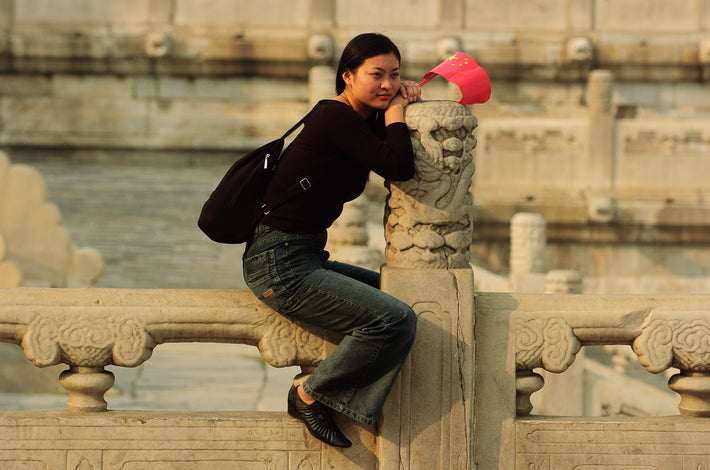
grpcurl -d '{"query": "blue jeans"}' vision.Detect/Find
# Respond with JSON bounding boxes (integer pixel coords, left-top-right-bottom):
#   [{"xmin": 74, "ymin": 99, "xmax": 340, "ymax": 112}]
[{"xmin": 243, "ymin": 223, "xmax": 417, "ymax": 427}]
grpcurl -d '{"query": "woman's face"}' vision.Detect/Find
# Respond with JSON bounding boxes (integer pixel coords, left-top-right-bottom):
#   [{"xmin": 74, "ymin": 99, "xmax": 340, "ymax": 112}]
[{"xmin": 342, "ymin": 53, "xmax": 401, "ymax": 115}]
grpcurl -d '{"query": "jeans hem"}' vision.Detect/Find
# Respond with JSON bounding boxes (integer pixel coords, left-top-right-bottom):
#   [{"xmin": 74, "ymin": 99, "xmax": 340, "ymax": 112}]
[{"xmin": 301, "ymin": 382, "xmax": 377, "ymax": 428}]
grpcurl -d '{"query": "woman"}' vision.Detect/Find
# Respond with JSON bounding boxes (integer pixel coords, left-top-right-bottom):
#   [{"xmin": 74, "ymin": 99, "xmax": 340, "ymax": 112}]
[{"xmin": 243, "ymin": 33, "xmax": 421, "ymax": 448}]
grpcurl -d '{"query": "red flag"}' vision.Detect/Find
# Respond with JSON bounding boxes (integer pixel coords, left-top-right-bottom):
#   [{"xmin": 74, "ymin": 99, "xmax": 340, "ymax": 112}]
[{"xmin": 419, "ymin": 52, "xmax": 491, "ymax": 105}]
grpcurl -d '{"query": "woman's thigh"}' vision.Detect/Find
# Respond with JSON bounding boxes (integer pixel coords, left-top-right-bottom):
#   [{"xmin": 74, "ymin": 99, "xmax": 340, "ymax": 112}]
[
  {"xmin": 244, "ymin": 229, "xmax": 407, "ymax": 336},
  {"xmin": 279, "ymin": 266, "xmax": 409, "ymax": 335},
  {"xmin": 323, "ymin": 259, "xmax": 380, "ymax": 289}
]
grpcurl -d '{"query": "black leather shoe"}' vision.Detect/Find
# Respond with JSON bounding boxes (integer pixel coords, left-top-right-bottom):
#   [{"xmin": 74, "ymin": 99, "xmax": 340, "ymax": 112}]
[{"xmin": 287, "ymin": 385, "xmax": 352, "ymax": 448}]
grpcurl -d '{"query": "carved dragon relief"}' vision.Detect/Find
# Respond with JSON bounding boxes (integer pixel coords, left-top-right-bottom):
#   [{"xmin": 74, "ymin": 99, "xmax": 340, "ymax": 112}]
[{"xmin": 385, "ymin": 101, "xmax": 477, "ymax": 269}]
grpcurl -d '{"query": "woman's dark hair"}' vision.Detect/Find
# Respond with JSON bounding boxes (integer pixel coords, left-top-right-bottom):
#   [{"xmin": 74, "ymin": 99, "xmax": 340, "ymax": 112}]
[{"xmin": 335, "ymin": 33, "xmax": 401, "ymax": 94}]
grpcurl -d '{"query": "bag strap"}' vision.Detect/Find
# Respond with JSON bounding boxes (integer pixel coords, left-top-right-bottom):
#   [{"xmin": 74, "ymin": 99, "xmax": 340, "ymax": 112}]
[
  {"xmin": 260, "ymin": 103, "xmax": 323, "ymax": 215},
  {"xmin": 281, "ymin": 111, "xmax": 311, "ymax": 139}
]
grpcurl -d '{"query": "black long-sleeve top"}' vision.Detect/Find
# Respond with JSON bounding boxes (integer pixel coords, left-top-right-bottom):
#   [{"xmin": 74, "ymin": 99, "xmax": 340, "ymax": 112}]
[{"xmin": 260, "ymin": 100, "xmax": 414, "ymax": 233}]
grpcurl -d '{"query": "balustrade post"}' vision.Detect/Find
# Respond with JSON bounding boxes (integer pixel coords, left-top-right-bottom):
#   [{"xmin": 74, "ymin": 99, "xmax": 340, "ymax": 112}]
[{"xmin": 379, "ymin": 101, "xmax": 477, "ymax": 470}]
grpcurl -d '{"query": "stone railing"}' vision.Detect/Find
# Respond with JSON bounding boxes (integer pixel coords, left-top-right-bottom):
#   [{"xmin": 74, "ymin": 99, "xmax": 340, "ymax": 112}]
[
  {"xmin": 510, "ymin": 294, "xmax": 710, "ymax": 418},
  {"xmin": 0, "ymin": 288, "xmax": 340, "ymax": 412},
  {"xmin": 475, "ymin": 292, "xmax": 710, "ymax": 469}
]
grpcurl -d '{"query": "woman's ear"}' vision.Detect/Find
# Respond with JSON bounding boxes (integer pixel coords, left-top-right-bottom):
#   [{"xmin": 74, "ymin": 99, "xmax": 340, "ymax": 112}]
[{"xmin": 342, "ymin": 69, "xmax": 352, "ymax": 87}]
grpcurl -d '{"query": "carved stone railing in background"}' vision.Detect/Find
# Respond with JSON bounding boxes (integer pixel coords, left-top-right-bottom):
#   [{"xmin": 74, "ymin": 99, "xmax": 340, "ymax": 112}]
[
  {"xmin": 512, "ymin": 294, "xmax": 710, "ymax": 418},
  {"xmin": 0, "ymin": 288, "xmax": 340, "ymax": 412},
  {"xmin": 0, "ymin": 151, "xmax": 104, "ymax": 287}
]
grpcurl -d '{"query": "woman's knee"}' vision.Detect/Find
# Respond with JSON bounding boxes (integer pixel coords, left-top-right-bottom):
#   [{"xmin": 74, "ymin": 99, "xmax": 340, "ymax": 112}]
[{"xmin": 391, "ymin": 304, "xmax": 417, "ymax": 344}]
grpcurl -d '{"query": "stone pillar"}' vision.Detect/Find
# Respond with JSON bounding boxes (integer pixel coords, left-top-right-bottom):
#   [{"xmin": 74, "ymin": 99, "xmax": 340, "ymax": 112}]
[
  {"xmin": 586, "ymin": 70, "xmax": 615, "ymax": 193},
  {"xmin": 380, "ymin": 101, "xmax": 477, "ymax": 470},
  {"xmin": 509, "ymin": 212, "xmax": 546, "ymax": 293}
]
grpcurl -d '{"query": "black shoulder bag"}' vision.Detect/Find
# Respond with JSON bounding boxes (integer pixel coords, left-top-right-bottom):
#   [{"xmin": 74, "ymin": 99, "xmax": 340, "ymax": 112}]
[{"xmin": 198, "ymin": 110, "xmax": 313, "ymax": 244}]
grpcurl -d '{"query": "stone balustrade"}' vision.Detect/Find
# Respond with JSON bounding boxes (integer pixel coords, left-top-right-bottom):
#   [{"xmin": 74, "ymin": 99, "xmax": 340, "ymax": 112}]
[
  {"xmin": 2, "ymin": 100, "xmax": 710, "ymax": 468},
  {"xmin": 3, "ymin": 288, "xmax": 709, "ymax": 421},
  {"xmin": 2, "ymin": 288, "xmax": 710, "ymax": 469}
]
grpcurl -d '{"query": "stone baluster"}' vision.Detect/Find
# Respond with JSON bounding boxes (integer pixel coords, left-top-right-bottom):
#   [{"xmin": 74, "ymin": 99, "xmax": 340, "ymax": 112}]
[
  {"xmin": 514, "ymin": 316, "xmax": 582, "ymax": 416},
  {"xmin": 510, "ymin": 212, "xmax": 547, "ymax": 292},
  {"xmin": 380, "ymin": 100, "xmax": 477, "ymax": 469},
  {"xmin": 536, "ymin": 270, "xmax": 586, "ymax": 416},
  {"xmin": 20, "ymin": 311, "xmax": 156, "ymax": 412}
]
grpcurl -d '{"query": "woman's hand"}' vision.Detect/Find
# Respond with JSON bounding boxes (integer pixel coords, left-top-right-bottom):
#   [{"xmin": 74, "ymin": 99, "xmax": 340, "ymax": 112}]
[
  {"xmin": 388, "ymin": 80, "xmax": 422, "ymax": 109},
  {"xmin": 399, "ymin": 80, "xmax": 422, "ymax": 104},
  {"xmin": 384, "ymin": 80, "xmax": 421, "ymax": 125}
]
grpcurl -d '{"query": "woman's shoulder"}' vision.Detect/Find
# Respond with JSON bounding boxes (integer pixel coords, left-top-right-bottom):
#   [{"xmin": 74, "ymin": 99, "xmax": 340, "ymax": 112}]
[{"xmin": 311, "ymin": 99, "xmax": 360, "ymax": 120}]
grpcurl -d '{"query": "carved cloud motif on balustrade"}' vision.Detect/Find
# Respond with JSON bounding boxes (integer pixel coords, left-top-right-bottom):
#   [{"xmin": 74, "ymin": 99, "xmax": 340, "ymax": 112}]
[
  {"xmin": 633, "ymin": 318, "xmax": 710, "ymax": 374},
  {"xmin": 22, "ymin": 312, "xmax": 155, "ymax": 368},
  {"xmin": 515, "ymin": 317, "xmax": 582, "ymax": 373}
]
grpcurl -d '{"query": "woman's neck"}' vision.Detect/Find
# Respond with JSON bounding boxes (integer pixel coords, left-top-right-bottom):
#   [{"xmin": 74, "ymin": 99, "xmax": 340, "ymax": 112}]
[{"xmin": 334, "ymin": 93, "xmax": 372, "ymax": 119}]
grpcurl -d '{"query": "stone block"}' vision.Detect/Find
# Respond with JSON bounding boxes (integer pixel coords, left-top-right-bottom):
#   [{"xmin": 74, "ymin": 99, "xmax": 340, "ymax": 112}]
[
  {"xmin": 2, "ymin": 96, "xmax": 149, "ymax": 138},
  {"xmin": 475, "ymin": 119, "xmax": 588, "ymax": 191},
  {"xmin": 133, "ymin": 76, "xmax": 305, "ymax": 102},
  {"xmin": 335, "ymin": 0, "xmax": 439, "ymax": 27},
  {"xmin": 0, "ymin": 75, "xmax": 51, "ymax": 96},
  {"xmin": 13, "ymin": 0, "xmax": 150, "ymax": 24},
  {"xmin": 51, "ymin": 74, "xmax": 134, "ymax": 98},
  {"xmin": 595, "ymin": 0, "xmax": 700, "ymax": 32},
  {"xmin": 517, "ymin": 417, "xmax": 710, "ymax": 468},
  {"xmin": 704, "ymin": 0, "xmax": 710, "ymax": 29},
  {"xmin": 145, "ymin": 99, "xmax": 308, "ymax": 148},
  {"xmin": 615, "ymin": 120, "xmax": 710, "ymax": 191},
  {"xmin": 0, "ymin": 0, "xmax": 10, "ymax": 30},
  {"xmin": 148, "ymin": 0, "xmax": 174, "ymax": 24},
  {"xmin": 174, "ymin": 0, "xmax": 309, "ymax": 26},
  {"xmin": 568, "ymin": 0, "xmax": 594, "ymax": 30},
  {"xmin": 468, "ymin": 0, "xmax": 570, "ymax": 31}
]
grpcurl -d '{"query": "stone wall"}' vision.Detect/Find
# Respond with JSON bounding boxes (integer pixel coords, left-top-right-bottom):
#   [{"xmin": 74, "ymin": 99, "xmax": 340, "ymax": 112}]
[{"xmin": 1, "ymin": 0, "xmax": 708, "ymax": 152}]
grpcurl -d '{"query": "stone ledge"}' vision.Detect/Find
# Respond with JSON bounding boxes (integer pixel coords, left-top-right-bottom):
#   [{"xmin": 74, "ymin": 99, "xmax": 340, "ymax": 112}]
[
  {"xmin": 516, "ymin": 416, "xmax": 710, "ymax": 468},
  {"xmin": 0, "ymin": 410, "xmax": 375, "ymax": 469}
]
